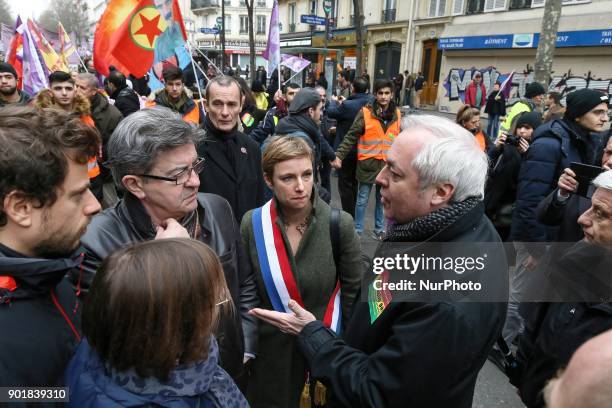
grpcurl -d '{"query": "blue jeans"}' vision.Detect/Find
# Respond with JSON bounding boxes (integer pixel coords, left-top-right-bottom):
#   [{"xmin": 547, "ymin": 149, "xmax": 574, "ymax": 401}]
[
  {"xmin": 487, "ymin": 114, "xmax": 501, "ymax": 141},
  {"xmin": 354, "ymin": 182, "xmax": 384, "ymax": 233}
]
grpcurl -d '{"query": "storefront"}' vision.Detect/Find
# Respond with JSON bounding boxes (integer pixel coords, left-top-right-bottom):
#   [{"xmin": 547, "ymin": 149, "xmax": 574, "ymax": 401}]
[
  {"xmin": 366, "ymin": 23, "xmax": 407, "ymax": 83},
  {"xmin": 437, "ymin": 16, "xmax": 612, "ymax": 113}
]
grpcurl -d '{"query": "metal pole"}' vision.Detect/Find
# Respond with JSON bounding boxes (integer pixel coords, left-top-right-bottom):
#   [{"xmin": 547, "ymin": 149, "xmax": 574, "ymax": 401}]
[
  {"xmin": 186, "ymin": 42, "xmax": 205, "ymax": 102},
  {"xmin": 221, "ymin": 0, "xmax": 226, "ymax": 69},
  {"xmin": 191, "ymin": 42, "xmax": 224, "ymax": 75}
]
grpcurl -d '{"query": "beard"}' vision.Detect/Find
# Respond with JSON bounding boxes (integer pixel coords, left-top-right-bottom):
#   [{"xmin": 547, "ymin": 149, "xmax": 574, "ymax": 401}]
[
  {"xmin": 0, "ymin": 85, "xmax": 17, "ymax": 96},
  {"xmin": 33, "ymin": 211, "xmax": 89, "ymax": 259}
]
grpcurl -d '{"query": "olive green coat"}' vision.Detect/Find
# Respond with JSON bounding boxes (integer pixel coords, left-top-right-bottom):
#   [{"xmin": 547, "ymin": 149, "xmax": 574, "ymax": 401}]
[
  {"xmin": 241, "ymin": 194, "xmax": 363, "ymax": 408},
  {"xmin": 335, "ymin": 102, "xmax": 401, "ymax": 184}
]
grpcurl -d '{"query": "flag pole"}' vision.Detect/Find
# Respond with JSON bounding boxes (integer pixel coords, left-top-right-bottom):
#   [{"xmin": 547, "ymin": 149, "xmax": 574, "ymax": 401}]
[
  {"xmin": 186, "ymin": 42, "xmax": 204, "ymax": 102},
  {"xmin": 283, "ymin": 69, "xmax": 302, "ymax": 85},
  {"xmin": 189, "ymin": 41, "xmax": 223, "ymax": 75}
]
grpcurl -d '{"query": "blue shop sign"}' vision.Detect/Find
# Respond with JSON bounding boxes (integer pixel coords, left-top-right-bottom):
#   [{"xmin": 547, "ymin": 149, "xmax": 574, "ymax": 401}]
[
  {"xmin": 439, "ymin": 29, "xmax": 612, "ymax": 49},
  {"xmin": 300, "ymin": 15, "xmax": 327, "ymax": 25}
]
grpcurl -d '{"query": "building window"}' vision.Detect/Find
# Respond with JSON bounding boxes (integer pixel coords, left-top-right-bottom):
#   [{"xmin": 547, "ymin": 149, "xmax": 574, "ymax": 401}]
[
  {"xmin": 225, "ymin": 15, "xmax": 232, "ymax": 33},
  {"xmin": 257, "ymin": 0, "xmax": 266, "ymax": 6},
  {"xmin": 383, "ymin": 0, "xmax": 396, "ymax": 22},
  {"xmin": 466, "ymin": 0, "xmax": 485, "ymax": 14},
  {"xmin": 257, "ymin": 15, "xmax": 266, "ymax": 34},
  {"xmin": 240, "ymin": 15, "xmax": 248, "ymax": 34},
  {"xmin": 483, "ymin": 0, "xmax": 507, "ymax": 12},
  {"xmin": 289, "ymin": 3, "xmax": 296, "ymax": 25},
  {"xmin": 452, "ymin": 0, "xmax": 465, "ymax": 14},
  {"xmin": 428, "ymin": 0, "xmax": 447, "ymax": 17},
  {"xmin": 239, "ymin": 0, "xmax": 246, "ymax": 5},
  {"xmin": 224, "ymin": 0, "xmax": 231, "ymax": 5},
  {"xmin": 509, "ymin": 0, "xmax": 531, "ymax": 9},
  {"xmin": 532, "ymin": 0, "xmax": 590, "ymax": 6},
  {"xmin": 310, "ymin": 0, "xmax": 317, "ymax": 14}
]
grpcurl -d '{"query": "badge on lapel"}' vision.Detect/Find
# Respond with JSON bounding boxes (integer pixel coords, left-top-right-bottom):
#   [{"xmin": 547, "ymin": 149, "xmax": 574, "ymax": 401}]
[{"xmin": 241, "ymin": 147, "xmax": 247, "ymax": 154}]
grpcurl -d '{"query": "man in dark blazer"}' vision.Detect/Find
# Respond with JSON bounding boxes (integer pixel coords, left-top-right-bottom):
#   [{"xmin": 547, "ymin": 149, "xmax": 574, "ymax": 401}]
[
  {"xmin": 250, "ymin": 115, "xmax": 508, "ymax": 407},
  {"xmin": 326, "ymin": 77, "xmax": 373, "ymax": 216},
  {"xmin": 198, "ymin": 76, "xmax": 266, "ymax": 223}
]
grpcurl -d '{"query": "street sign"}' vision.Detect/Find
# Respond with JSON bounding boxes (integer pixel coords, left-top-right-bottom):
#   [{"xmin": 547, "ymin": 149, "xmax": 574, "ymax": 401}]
[
  {"xmin": 216, "ymin": 16, "xmax": 223, "ymax": 24},
  {"xmin": 323, "ymin": 0, "xmax": 332, "ymax": 14},
  {"xmin": 200, "ymin": 27, "xmax": 220, "ymax": 34},
  {"xmin": 300, "ymin": 15, "xmax": 326, "ymax": 25}
]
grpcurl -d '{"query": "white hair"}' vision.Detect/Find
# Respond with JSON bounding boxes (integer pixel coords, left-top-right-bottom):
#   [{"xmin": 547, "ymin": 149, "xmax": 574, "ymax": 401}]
[
  {"xmin": 593, "ymin": 169, "xmax": 612, "ymax": 191},
  {"xmin": 401, "ymin": 114, "xmax": 488, "ymax": 202}
]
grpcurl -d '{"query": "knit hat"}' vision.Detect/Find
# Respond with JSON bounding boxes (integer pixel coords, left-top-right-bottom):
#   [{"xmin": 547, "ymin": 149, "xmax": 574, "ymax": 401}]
[
  {"xmin": 0, "ymin": 62, "xmax": 17, "ymax": 78},
  {"xmin": 251, "ymin": 80, "xmax": 265, "ymax": 93},
  {"xmin": 515, "ymin": 111, "xmax": 542, "ymax": 130},
  {"xmin": 288, "ymin": 88, "xmax": 321, "ymax": 114},
  {"xmin": 564, "ymin": 89, "xmax": 610, "ymax": 120},
  {"xmin": 524, "ymin": 82, "xmax": 546, "ymax": 99}
]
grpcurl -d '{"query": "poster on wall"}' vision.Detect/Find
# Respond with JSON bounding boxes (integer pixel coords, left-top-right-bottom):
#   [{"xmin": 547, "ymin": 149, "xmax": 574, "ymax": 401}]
[{"xmin": 343, "ymin": 56, "xmax": 356, "ymax": 70}]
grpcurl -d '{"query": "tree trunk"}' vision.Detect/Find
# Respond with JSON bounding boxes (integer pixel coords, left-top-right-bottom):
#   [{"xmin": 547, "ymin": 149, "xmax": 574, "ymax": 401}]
[
  {"xmin": 533, "ymin": 0, "xmax": 562, "ymax": 88},
  {"xmin": 246, "ymin": 0, "xmax": 256, "ymax": 81},
  {"xmin": 221, "ymin": 0, "xmax": 227, "ymax": 68},
  {"xmin": 353, "ymin": 0, "xmax": 364, "ymax": 76}
]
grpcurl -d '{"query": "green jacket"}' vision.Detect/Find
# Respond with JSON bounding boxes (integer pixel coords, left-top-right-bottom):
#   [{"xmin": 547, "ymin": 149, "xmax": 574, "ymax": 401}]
[
  {"xmin": 336, "ymin": 102, "xmax": 400, "ymax": 183},
  {"xmin": 241, "ymin": 193, "xmax": 363, "ymax": 408}
]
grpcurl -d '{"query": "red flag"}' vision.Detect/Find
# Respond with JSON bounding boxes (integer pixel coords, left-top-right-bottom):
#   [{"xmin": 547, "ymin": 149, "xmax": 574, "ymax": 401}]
[
  {"xmin": 94, "ymin": 0, "xmax": 187, "ymax": 78},
  {"xmin": 6, "ymin": 16, "xmax": 24, "ymax": 90}
]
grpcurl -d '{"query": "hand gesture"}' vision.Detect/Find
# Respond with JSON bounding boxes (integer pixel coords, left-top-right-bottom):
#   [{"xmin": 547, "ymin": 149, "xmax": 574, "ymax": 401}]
[
  {"xmin": 558, "ymin": 168, "xmax": 578, "ymax": 197},
  {"xmin": 155, "ymin": 218, "xmax": 190, "ymax": 239},
  {"xmin": 331, "ymin": 157, "xmax": 342, "ymax": 169},
  {"xmin": 249, "ymin": 300, "xmax": 316, "ymax": 335},
  {"xmin": 517, "ymin": 138, "xmax": 530, "ymax": 154},
  {"xmin": 494, "ymin": 133, "xmax": 507, "ymax": 148}
]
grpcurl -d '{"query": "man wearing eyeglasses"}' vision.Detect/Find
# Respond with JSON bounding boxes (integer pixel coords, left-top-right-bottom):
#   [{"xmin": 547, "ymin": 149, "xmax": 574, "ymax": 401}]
[{"xmin": 77, "ymin": 107, "xmax": 259, "ymax": 385}]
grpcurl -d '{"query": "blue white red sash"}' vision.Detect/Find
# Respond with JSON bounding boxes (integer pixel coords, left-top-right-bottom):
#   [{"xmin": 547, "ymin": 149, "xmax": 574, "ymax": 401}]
[{"xmin": 252, "ymin": 199, "xmax": 342, "ymax": 333}]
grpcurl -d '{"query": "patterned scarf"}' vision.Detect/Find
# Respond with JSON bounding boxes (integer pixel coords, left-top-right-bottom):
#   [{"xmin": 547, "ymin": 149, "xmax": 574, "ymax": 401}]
[
  {"xmin": 111, "ymin": 336, "xmax": 248, "ymax": 407},
  {"xmin": 385, "ymin": 197, "xmax": 481, "ymax": 242}
]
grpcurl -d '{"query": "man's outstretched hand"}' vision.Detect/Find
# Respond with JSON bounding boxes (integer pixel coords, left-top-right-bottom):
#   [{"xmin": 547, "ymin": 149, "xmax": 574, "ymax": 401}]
[{"xmin": 249, "ymin": 300, "xmax": 316, "ymax": 335}]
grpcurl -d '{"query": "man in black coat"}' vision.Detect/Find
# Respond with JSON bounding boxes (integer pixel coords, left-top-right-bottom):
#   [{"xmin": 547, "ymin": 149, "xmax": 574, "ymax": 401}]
[
  {"xmin": 106, "ymin": 70, "xmax": 140, "ymax": 117},
  {"xmin": 514, "ymin": 170, "xmax": 612, "ymax": 408},
  {"xmin": 251, "ymin": 115, "xmax": 508, "ymax": 407},
  {"xmin": 198, "ymin": 76, "xmax": 266, "ymax": 224},
  {"xmin": 326, "ymin": 77, "xmax": 373, "ymax": 216},
  {"xmin": 79, "ymin": 107, "xmax": 259, "ymax": 383},
  {"xmin": 0, "ymin": 106, "xmax": 102, "ymax": 387}
]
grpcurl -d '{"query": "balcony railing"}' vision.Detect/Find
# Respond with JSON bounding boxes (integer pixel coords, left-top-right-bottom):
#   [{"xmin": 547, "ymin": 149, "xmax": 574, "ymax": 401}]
[
  {"xmin": 191, "ymin": 0, "xmax": 219, "ymax": 10},
  {"xmin": 382, "ymin": 8, "xmax": 396, "ymax": 23}
]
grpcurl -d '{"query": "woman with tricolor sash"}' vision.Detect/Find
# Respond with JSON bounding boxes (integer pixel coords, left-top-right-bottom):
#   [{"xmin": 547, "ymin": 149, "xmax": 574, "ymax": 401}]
[{"xmin": 240, "ymin": 136, "xmax": 363, "ymax": 407}]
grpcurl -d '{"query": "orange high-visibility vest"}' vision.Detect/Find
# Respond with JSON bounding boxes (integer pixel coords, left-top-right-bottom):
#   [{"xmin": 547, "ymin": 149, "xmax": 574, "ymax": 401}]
[
  {"xmin": 357, "ymin": 107, "xmax": 401, "ymax": 161},
  {"xmin": 145, "ymin": 100, "xmax": 201, "ymax": 124},
  {"xmin": 80, "ymin": 115, "xmax": 101, "ymax": 179},
  {"xmin": 475, "ymin": 130, "xmax": 487, "ymax": 152}
]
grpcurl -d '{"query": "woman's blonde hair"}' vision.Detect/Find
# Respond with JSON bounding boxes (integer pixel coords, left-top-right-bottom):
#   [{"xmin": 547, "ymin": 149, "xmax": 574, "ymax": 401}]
[{"xmin": 262, "ymin": 136, "xmax": 314, "ymax": 179}]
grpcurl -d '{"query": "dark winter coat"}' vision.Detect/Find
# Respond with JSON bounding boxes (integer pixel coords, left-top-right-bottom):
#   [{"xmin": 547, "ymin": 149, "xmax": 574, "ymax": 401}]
[
  {"xmin": 111, "ymin": 86, "xmax": 140, "ymax": 117},
  {"xmin": 509, "ymin": 118, "xmax": 601, "ymax": 256},
  {"xmin": 484, "ymin": 92, "xmax": 506, "ymax": 116},
  {"xmin": 325, "ymin": 92, "xmax": 373, "ymax": 149},
  {"xmin": 241, "ymin": 194, "xmax": 363, "ymax": 407},
  {"xmin": 274, "ymin": 113, "xmax": 336, "ymax": 167},
  {"xmin": 296, "ymin": 202, "xmax": 507, "ymax": 407},
  {"xmin": 484, "ymin": 143, "xmax": 523, "ymax": 226},
  {"xmin": 90, "ymin": 93, "xmax": 123, "ymax": 181},
  {"xmin": 515, "ymin": 241, "xmax": 612, "ymax": 408},
  {"xmin": 77, "ymin": 193, "xmax": 259, "ymax": 380},
  {"xmin": 198, "ymin": 118, "xmax": 266, "ymax": 223},
  {"xmin": 536, "ymin": 188, "xmax": 591, "ymax": 244},
  {"xmin": 249, "ymin": 106, "xmax": 284, "ymax": 145},
  {"xmin": 0, "ymin": 244, "xmax": 82, "ymax": 388}
]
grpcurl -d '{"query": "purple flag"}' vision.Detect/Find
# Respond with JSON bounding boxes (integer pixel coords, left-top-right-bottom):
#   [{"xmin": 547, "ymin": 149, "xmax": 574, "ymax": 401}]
[
  {"xmin": 281, "ymin": 54, "xmax": 310, "ymax": 73},
  {"xmin": 17, "ymin": 20, "xmax": 48, "ymax": 95},
  {"xmin": 263, "ymin": 0, "xmax": 280, "ymax": 74},
  {"xmin": 497, "ymin": 70, "xmax": 515, "ymax": 99}
]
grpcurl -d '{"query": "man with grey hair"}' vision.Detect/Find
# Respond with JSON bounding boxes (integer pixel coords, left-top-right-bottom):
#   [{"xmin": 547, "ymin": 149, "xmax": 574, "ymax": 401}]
[
  {"xmin": 78, "ymin": 107, "xmax": 259, "ymax": 384},
  {"xmin": 513, "ymin": 169, "xmax": 612, "ymax": 408},
  {"xmin": 249, "ymin": 115, "xmax": 508, "ymax": 407},
  {"xmin": 75, "ymin": 72, "xmax": 123, "ymax": 207}
]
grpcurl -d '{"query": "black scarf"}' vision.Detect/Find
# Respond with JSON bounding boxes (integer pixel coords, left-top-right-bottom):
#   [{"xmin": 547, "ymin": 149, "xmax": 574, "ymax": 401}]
[
  {"xmin": 385, "ymin": 197, "xmax": 481, "ymax": 242},
  {"xmin": 565, "ymin": 119, "xmax": 599, "ymax": 165},
  {"xmin": 203, "ymin": 116, "xmax": 239, "ymax": 171}
]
